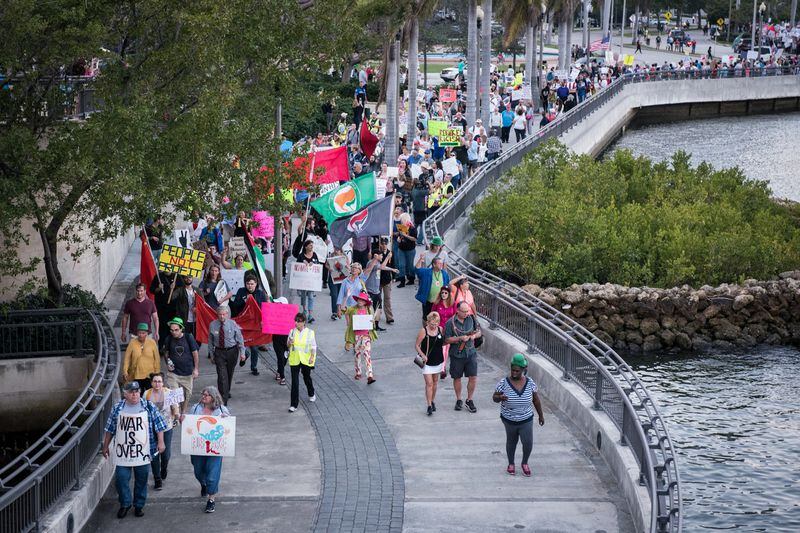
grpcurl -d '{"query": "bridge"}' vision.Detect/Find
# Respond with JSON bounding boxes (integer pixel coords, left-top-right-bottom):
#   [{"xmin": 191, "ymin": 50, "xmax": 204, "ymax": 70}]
[{"xmin": 2, "ymin": 67, "xmax": 799, "ymax": 533}]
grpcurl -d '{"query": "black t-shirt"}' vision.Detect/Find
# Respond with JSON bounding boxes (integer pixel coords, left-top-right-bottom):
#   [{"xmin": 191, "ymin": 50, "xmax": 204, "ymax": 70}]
[
  {"xmin": 398, "ymin": 226, "xmax": 418, "ymax": 251},
  {"xmin": 165, "ymin": 333, "xmax": 199, "ymax": 376},
  {"xmin": 379, "ymin": 253, "xmax": 395, "ymax": 286}
]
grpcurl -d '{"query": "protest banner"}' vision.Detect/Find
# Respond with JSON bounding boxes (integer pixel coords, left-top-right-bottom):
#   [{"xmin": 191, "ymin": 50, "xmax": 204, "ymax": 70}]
[
  {"xmin": 438, "ymin": 129, "xmax": 462, "ymax": 147},
  {"xmin": 113, "ymin": 412, "xmax": 151, "ymax": 467},
  {"xmin": 439, "ymin": 88, "xmax": 457, "ymax": 102},
  {"xmin": 174, "ymin": 229, "xmax": 190, "ymax": 248},
  {"xmin": 442, "ymin": 157, "xmax": 460, "ymax": 176},
  {"xmin": 289, "ymin": 262, "xmax": 323, "ymax": 291},
  {"xmin": 352, "ymin": 314, "xmax": 374, "ymax": 330},
  {"xmin": 220, "ymin": 269, "xmax": 245, "ymax": 295},
  {"xmin": 164, "ymin": 388, "xmax": 184, "ymax": 407},
  {"xmin": 260, "ymin": 302, "xmax": 300, "ymax": 335},
  {"xmin": 251, "ymin": 211, "xmax": 274, "ymax": 239},
  {"xmin": 427, "ymin": 119, "xmax": 448, "ymax": 138},
  {"xmin": 157, "ymin": 245, "xmax": 206, "ymax": 277},
  {"xmin": 181, "ymin": 414, "xmax": 236, "ymax": 457},
  {"xmin": 326, "ymin": 255, "xmax": 348, "ymax": 284}
]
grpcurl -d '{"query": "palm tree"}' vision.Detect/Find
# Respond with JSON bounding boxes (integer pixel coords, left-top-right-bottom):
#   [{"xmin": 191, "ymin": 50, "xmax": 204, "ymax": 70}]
[
  {"xmin": 404, "ymin": 0, "xmax": 439, "ymax": 150},
  {"xmin": 385, "ymin": 33, "xmax": 401, "ymax": 166},
  {"xmin": 496, "ymin": 1, "xmax": 543, "ymax": 97},
  {"xmin": 466, "ymin": 0, "xmax": 479, "ymax": 126},
  {"xmin": 480, "ymin": 0, "xmax": 493, "ymax": 126}
]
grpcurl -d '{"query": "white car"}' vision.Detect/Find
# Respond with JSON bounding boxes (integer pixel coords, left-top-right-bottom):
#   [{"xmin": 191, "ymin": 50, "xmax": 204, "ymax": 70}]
[{"xmin": 440, "ymin": 63, "xmax": 497, "ymax": 83}]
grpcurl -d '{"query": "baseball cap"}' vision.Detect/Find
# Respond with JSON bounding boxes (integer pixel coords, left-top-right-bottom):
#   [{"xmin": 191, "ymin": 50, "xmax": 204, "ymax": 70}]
[{"xmin": 123, "ymin": 381, "xmax": 141, "ymax": 392}]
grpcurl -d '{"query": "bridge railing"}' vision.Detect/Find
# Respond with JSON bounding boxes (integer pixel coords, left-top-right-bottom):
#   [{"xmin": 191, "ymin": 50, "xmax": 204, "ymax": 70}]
[
  {"xmin": 0, "ymin": 309, "xmax": 120, "ymax": 533},
  {"xmin": 419, "ymin": 66, "xmax": 800, "ymax": 533}
]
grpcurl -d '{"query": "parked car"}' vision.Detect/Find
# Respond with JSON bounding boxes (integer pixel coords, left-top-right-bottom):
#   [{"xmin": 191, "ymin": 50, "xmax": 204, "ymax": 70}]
[
  {"xmin": 440, "ymin": 63, "xmax": 497, "ymax": 83},
  {"xmin": 732, "ymin": 36, "xmax": 772, "ymax": 55}
]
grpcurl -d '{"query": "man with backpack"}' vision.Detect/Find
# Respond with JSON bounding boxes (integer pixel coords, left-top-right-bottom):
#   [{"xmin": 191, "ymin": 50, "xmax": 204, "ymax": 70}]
[{"xmin": 163, "ymin": 317, "xmax": 199, "ymax": 412}]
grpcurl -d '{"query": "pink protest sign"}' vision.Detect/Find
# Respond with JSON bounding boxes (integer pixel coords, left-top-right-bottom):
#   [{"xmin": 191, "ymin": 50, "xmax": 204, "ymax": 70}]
[
  {"xmin": 251, "ymin": 211, "xmax": 274, "ymax": 239},
  {"xmin": 261, "ymin": 302, "xmax": 300, "ymax": 335}
]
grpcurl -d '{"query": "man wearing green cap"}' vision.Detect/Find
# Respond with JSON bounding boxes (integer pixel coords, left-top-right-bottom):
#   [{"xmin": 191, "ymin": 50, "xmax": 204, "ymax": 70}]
[
  {"xmin": 415, "ymin": 236, "xmax": 449, "ymax": 270},
  {"xmin": 492, "ymin": 353, "xmax": 545, "ymax": 477},
  {"xmin": 122, "ymin": 323, "xmax": 160, "ymax": 392}
]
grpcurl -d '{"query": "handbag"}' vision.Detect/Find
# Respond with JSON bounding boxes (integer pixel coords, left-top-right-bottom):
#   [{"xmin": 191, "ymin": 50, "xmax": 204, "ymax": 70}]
[{"xmin": 414, "ymin": 326, "xmax": 437, "ymax": 369}]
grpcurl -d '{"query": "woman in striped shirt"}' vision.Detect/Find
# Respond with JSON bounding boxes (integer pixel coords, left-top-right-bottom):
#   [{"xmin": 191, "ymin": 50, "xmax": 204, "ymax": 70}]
[{"xmin": 492, "ymin": 353, "xmax": 545, "ymax": 477}]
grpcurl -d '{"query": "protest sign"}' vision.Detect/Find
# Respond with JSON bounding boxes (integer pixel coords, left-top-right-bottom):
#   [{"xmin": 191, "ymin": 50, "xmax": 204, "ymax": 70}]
[
  {"xmin": 289, "ymin": 262, "xmax": 323, "ymax": 291},
  {"xmin": 553, "ymin": 70, "xmax": 568, "ymax": 80},
  {"xmin": 352, "ymin": 314, "xmax": 374, "ymax": 330},
  {"xmin": 309, "ymin": 235, "xmax": 328, "ymax": 263},
  {"xmin": 439, "ymin": 89, "xmax": 457, "ymax": 102},
  {"xmin": 623, "ymin": 55, "xmax": 634, "ymax": 66},
  {"xmin": 442, "ymin": 157, "xmax": 460, "ymax": 176},
  {"xmin": 570, "ymin": 68, "xmax": 580, "ymax": 80},
  {"xmin": 385, "ymin": 166, "xmax": 399, "ymax": 178},
  {"xmin": 376, "ymin": 175, "xmax": 386, "ymax": 198},
  {"xmin": 512, "ymin": 89, "xmax": 524, "ymax": 101},
  {"xmin": 220, "ymin": 269, "xmax": 245, "ymax": 295},
  {"xmin": 174, "ymin": 229, "xmax": 190, "ymax": 248},
  {"xmin": 260, "ymin": 302, "xmax": 300, "ymax": 335},
  {"xmin": 438, "ymin": 129, "xmax": 462, "ymax": 147},
  {"xmin": 181, "ymin": 414, "xmax": 236, "ymax": 457},
  {"xmin": 410, "ymin": 164, "xmax": 422, "ymax": 181},
  {"xmin": 251, "ymin": 211, "xmax": 274, "ymax": 239},
  {"xmin": 165, "ymin": 388, "xmax": 184, "ymax": 407},
  {"xmin": 157, "ymin": 245, "xmax": 206, "ymax": 277},
  {"xmin": 214, "ymin": 280, "xmax": 230, "ymax": 302},
  {"xmin": 605, "ymin": 51, "xmax": 615, "ymax": 64},
  {"xmin": 427, "ymin": 119, "xmax": 448, "ymax": 138},
  {"xmin": 326, "ymin": 255, "xmax": 348, "ymax": 284},
  {"xmin": 113, "ymin": 412, "xmax": 151, "ymax": 467},
  {"xmin": 229, "ymin": 237, "xmax": 247, "ymax": 256},
  {"xmin": 319, "ymin": 181, "xmax": 339, "ymax": 195}
]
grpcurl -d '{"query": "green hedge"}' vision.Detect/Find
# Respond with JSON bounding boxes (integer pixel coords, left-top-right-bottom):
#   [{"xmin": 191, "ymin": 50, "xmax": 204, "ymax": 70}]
[{"xmin": 470, "ymin": 140, "xmax": 800, "ymax": 288}]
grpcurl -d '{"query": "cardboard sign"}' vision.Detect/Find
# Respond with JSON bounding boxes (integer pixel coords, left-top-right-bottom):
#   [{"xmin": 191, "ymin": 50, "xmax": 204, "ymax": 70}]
[
  {"xmin": 352, "ymin": 314, "xmax": 374, "ymax": 330},
  {"xmin": 181, "ymin": 414, "xmax": 236, "ymax": 457},
  {"xmin": 261, "ymin": 302, "xmax": 301, "ymax": 335},
  {"xmin": 326, "ymin": 255, "xmax": 349, "ymax": 284},
  {"xmin": 385, "ymin": 166, "xmax": 399, "ymax": 178},
  {"xmin": 220, "ymin": 269, "xmax": 245, "ymax": 295},
  {"xmin": 175, "ymin": 229, "xmax": 191, "ymax": 248},
  {"xmin": 251, "ymin": 211, "xmax": 274, "ymax": 239},
  {"xmin": 442, "ymin": 157, "xmax": 460, "ymax": 176},
  {"xmin": 113, "ymin": 412, "xmax": 151, "ymax": 467},
  {"xmin": 439, "ymin": 89, "xmax": 457, "ymax": 102},
  {"xmin": 158, "ymin": 245, "xmax": 207, "ymax": 277},
  {"xmin": 438, "ymin": 129, "xmax": 462, "ymax": 147},
  {"xmin": 428, "ymin": 119, "xmax": 448, "ymax": 138},
  {"xmin": 165, "ymin": 388, "xmax": 184, "ymax": 407},
  {"xmin": 289, "ymin": 262, "xmax": 323, "ymax": 291},
  {"xmin": 228, "ymin": 237, "xmax": 247, "ymax": 255}
]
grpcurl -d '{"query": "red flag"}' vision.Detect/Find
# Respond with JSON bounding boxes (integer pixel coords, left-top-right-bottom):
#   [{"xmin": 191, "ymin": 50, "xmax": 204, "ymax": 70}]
[
  {"xmin": 194, "ymin": 295, "xmax": 271, "ymax": 347},
  {"xmin": 140, "ymin": 232, "xmax": 157, "ymax": 300},
  {"xmin": 360, "ymin": 119, "xmax": 379, "ymax": 158},
  {"xmin": 293, "ymin": 146, "xmax": 349, "ymax": 184}
]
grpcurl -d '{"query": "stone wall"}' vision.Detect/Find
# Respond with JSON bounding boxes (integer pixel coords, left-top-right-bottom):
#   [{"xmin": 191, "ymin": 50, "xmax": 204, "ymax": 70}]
[{"xmin": 523, "ymin": 271, "xmax": 800, "ymax": 353}]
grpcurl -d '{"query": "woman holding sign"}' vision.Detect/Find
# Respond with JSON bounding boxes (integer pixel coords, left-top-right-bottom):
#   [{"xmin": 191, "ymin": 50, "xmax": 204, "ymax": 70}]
[
  {"xmin": 345, "ymin": 292, "xmax": 378, "ymax": 384},
  {"xmin": 293, "ymin": 239, "xmax": 322, "ymax": 324},
  {"xmin": 184, "ymin": 386, "xmax": 230, "ymax": 513},
  {"xmin": 144, "ymin": 372, "xmax": 180, "ymax": 490}
]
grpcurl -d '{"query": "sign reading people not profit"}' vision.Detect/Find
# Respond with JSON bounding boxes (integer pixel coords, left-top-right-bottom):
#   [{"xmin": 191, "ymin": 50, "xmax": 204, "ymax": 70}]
[
  {"xmin": 113, "ymin": 413, "xmax": 151, "ymax": 467},
  {"xmin": 157, "ymin": 244, "xmax": 207, "ymax": 277},
  {"xmin": 438, "ymin": 129, "xmax": 462, "ymax": 147}
]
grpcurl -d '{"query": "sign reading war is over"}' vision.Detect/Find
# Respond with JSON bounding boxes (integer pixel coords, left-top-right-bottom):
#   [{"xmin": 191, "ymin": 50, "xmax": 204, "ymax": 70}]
[
  {"xmin": 157, "ymin": 244, "xmax": 207, "ymax": 277},
  {"xmin": 114, "ymin": 412, "xmax": 151, "ymax": 467}
]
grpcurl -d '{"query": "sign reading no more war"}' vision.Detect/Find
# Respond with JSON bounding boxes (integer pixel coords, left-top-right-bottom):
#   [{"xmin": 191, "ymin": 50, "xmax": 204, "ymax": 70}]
[
  {"xmin": 113, "ymin": 412, "xmax": 151, "ymax": 467},
  {"xmin": 289, "ymin": 262, "xmax": 324, "ymax": 292},
  {"xmin": 157, "ymin": 244, "xmax": 207, "ymax": 277},
  {"xmin": 180, "ymin": 414, "xmax": 236, "ymax": 457}
]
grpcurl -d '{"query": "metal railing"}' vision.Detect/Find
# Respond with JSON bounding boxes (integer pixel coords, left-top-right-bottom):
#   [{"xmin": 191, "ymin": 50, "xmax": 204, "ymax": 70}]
[
  {"xmin": 420, "ymin": 66, "xmax": 800, "ymax": 533},
  {"xmin": 0, "ymin": 309, "xmax": 98, "ymax": 360},
  {"xmin": 0, "ymin": 309, "xmax": 120, "ymax": 533}
]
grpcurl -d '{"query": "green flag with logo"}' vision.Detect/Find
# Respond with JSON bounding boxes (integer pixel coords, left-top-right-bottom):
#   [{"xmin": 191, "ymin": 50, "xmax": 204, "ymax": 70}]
[{"xmin": 310, "ymin": 172, "xmax": 377, "ymax": 224}]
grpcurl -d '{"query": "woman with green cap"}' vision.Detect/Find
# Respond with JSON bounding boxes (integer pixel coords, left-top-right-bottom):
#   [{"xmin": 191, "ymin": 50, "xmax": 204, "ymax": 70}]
[{"xmin": 492, "ymin": 353, "xmax": 545, "ymax": 477}]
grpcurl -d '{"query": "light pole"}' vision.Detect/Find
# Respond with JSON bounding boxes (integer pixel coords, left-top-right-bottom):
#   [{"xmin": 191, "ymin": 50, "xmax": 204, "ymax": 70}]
[{"xmin": 758, "ymin": 2, "xmax": 766, "ymax": 57}]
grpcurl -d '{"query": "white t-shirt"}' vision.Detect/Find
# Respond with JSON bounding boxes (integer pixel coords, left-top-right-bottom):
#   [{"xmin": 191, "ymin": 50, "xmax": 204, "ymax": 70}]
[{"xmin": 512, "ymin": 114, "xmax": 527, "ymax": 130}]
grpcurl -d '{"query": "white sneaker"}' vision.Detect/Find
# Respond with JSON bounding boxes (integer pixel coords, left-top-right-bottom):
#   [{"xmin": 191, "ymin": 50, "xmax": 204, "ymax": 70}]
[
  {"xmin": 309, "ymin": 395, "xmax": 316, "ymax": 402},
  {"xmin": 288, "ymin": 406, "xmax": 297, "ymax": 412}
]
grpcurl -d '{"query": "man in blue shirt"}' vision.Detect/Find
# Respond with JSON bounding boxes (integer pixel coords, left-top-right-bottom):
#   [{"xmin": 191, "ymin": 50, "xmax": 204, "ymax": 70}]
[
  {"xmin": 555, "ymin": 80, "xmax": 569, "ymax": 103},
  {"xmin": 102, "ymin": 381, "xmax": 167, "ymax": 519},
  {"xmin": 500, "ymin": 106, "xmax": 515, "ymax": 143}
]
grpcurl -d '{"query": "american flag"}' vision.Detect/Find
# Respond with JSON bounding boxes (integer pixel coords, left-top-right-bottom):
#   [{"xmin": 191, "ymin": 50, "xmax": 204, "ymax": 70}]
[{"xmin": 588, "ymin": 35, "xmax": 610, "ymax": 52}]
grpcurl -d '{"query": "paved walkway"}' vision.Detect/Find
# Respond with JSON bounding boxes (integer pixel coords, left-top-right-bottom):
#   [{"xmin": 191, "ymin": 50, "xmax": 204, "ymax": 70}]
[{"xmin": 84, "ymin": 240, "xmax": 634, "ymax": 532}]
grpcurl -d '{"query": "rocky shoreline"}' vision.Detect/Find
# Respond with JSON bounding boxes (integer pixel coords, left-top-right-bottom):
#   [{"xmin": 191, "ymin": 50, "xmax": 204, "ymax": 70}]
[{"xmin": 523, "ymin": 271, "xmax": 800, "ymax": 353}]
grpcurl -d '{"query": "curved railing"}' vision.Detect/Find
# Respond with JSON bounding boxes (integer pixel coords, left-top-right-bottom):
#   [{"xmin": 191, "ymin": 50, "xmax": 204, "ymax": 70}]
[
  {"xmin": 421, "ymin": 66, "xmax": 800, "ymax": 533},
  {"xmin": 0, "ymin": 308, "xmax": 120, "ymax": 533}
]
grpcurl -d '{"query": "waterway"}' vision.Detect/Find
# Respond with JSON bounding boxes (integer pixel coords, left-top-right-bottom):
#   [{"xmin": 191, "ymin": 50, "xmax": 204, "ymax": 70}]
[
  {"xmin": 611, "ymin": 114, "xmax": 800, "ymax": 531},
  {"xmin": 611, "ymin": 112, "xmax": 800, "ymax": 202}
]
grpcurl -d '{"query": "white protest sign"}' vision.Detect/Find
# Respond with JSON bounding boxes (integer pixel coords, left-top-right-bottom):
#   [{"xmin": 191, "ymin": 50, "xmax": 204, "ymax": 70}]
[
  {"xmin": 352, "ymin": 314, "xmax": 374, "ymax": 330},
  {"xmin": 442, "ymin": 157, "xmax": 460, "ymax": 177},
  {"xmin": 746, "ymin": 50, "xmax": 758, "ymax": 60},
  {"xmin": 553, "ymin": 70, "xmax": 568, "ymax": 79},
  {"xmin": 175, "ymin": 229, "xmax": 191, "ymax": 248},
  {"xmin": 180, "ymin": 414, "xmax": 236, "ymax": 457},
  {"xmin": 570, "ymin": 68, "xmax": 580, "ymax": 80},
  {"xmin": 289, "ymin": 262, "xmax": 324, "ymax": 291},
  {"xmin": 385, "ymin": 166, "xmax": 399, "ymax": 178},
  {"xmin": 605, "ymin": 51, "xmax": 615, "ymax": 64},
  {"xmin": 410, "ymin": 164, "xmax": 422, "ymax": 181},
  {"xmin": 113, "ymin": 412, "xmax": 151, "ymax": 467},
  {"xmin": 326, "ymin": 255, "xmax": 349, "ymax": 284},
  {"xmin": 319, "ymin": 181, "xmax": 339, "ymax": 195},
  {"xmin": 375, "ymin": 175, "xmax": 387, "ymax": 199},
  {"xmin": 305, "ymin": 234, "xmax": 328, "ymax": 263},
  {"xmin": 165, "ymin": 388, "xmax": 184, "ymax": 407},
  {"xmin": 512, "ymin": 89, "xmax": 524, "ymax": 101},
  {"xmin": 214, "ymin": 280, "xmax": 229, "ymax": 302},
  {"xmin": 228, "ymin": 237, "xmax": 247, "ymax": 255},
  {"xmin": 220, "ymin": 269, "xmax": 245, "ymax": 296}
]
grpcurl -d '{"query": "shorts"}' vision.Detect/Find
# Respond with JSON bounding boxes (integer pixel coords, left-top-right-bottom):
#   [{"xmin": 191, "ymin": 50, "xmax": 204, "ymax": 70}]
[{"xmin": 449, "ymin": 356, "xmax": 478, "ymax": 379}]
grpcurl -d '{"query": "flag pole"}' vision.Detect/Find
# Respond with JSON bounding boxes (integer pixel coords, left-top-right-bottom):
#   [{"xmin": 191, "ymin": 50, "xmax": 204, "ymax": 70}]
[
  {"xmin": 300, "ymin": 146, "xmax": 316, "ymax": 244},
  {"xmin": 143, "ymin": 224, "xmax": 163, "ymax": 291}
]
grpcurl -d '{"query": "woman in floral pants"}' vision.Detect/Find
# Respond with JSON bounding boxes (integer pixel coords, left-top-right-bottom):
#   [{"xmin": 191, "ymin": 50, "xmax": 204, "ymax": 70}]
[{"xmin": 345, "ymin": 292, "xmax": 378, "ymax": 384}]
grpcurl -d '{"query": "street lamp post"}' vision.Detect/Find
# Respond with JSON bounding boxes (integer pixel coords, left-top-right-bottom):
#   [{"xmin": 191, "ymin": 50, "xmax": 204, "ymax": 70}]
[{"xmin": 758, "ymin": 2, "xmax": 766, "ymax": 57}]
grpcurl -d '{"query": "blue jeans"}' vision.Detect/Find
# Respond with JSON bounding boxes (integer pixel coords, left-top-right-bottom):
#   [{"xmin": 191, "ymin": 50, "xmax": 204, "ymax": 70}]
[
  {"xmin": 392, "ymin": 241, "xmax": 401, "ymax": 280},
  {"xmin": 150, "ymin": 428, "xmax": 173, "ymax": 480},
  {"xmin": 115, "ymin": 464, "xmax": 149, "ymax": 508},
  {"xmin": 298, "ymin": 289, "xmax": 315, "ymax": 316},
  {"xmin": 247, "ymin": 345, "xmax": 259, "ymax": 371},
  {"xmin": 328, "ymin": 273, "xmax": 341, "ymax": 314},
  {"xmin": 396, "ymin": 249, "xmax": 417, "ymax": 281},
  {"xmin": 191, "ymin": 455, "xmax": 223, "ymax": 495}
]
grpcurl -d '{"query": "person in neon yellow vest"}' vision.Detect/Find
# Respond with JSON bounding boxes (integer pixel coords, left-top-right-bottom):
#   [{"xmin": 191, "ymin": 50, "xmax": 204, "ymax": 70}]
[{"xmin": 287, "ymin": 313, "xmax": 317, "ymax": 413}]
